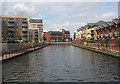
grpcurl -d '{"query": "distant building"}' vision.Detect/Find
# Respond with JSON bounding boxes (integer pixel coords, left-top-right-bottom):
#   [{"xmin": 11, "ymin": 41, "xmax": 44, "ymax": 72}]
[
  {"xmin": 74, "ymin": 28, "xmax": 82, "ymax": 40},
  {"xmin": 29, "ymin": 19, "xmax": 43, "ymax": 42},
  {"xmin": 62, "ymin": 29, "xmax": 70, "ymax": 42},
  {"xmin": 1, "ymin": 16, "xmax": 29, "ymax": 43},
  {"xmin": 81, "ymin": 26, "xmax": 87, "ymax": 39},
  {"xmin": 44, "ymin": 29, "xmax": 70, "ymax": 42},
  {"xmin": 43, "ymin": 32, "xmax": 50, "ymax": 42},
  {"xmin": 73, "ymin": 32, "xmax": 76, "ymax": 40}
]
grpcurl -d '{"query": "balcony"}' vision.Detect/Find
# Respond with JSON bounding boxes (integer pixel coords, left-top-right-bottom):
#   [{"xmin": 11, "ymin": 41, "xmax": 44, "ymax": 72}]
[
  {"xmin": 8, "ymin": 18, "xmax": 14, "ymax": 23},
  {"xmin": 8, "ymin": 33, "xmax": 14, "ymax": 37},
  {"xmin": 35, "ymin": 34, "xmax": 38, "ymax": 36},
  {"xmin": 35, "ymin": 36, "xmax": 38, "ymax": 39},
  {"xmin": 90, "ymin": 37, "xmax": 94, "ymax": 40},
  {"xmin": 23, "ymin": 34, "xmax": 28, "ymax": 37},
  {"xmin": 22, "ymin": 23, "xmax": 28, "ymax": 28},
  {"xmin": 22, "ymin": 18, "xmax": 27, "ymax": 23},
  {"xmin": 101, "ymin": 34, "xmax": 103, "ymax": 39},
  {"xmin": 23, "ymin": 37, "xmax": 28, "ymax": 41},
  {"xmin": 91, "ymin": 32, "xmax": 94, "ymax": 35},
  {"xmin": 8, "ymin": 28, "xmax": 15, "ymax": 32},
  {"xmin": 109, "ymin": 32, "xmax": 112, "ymax": 38},
  {"xmin": 114, "ymin": 31, "xmax": 119, "ymax": 38},
  {"xmin": 97, "ymin": 35, "xmax": 99, "ymax": 38},
  {"xmin": 22, "ymin": 20, "xmax": 27, "ymax": 23},
  {"xmin": 87, "ymin": 33, "xmax": 90, "ymax": 35},
  {"xmin": 22, "ymin": 28, "xmax": 28, "ymax": 31},
  {"xmin": 8, "ymin": 37, "xmax": 14, "ymax": 41},
  {"xmin": 8, "ymin": 24, "xmax": 14, "ymax": 27},
  {"xmin": 104, "ymin": 34, "xmax": 108, "ymax": 38}
]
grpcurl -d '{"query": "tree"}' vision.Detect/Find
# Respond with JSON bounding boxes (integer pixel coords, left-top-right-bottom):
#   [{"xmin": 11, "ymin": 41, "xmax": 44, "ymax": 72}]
[{"xmin": 18, "ymin": 35, "xmax": 22, "ymax": 40}]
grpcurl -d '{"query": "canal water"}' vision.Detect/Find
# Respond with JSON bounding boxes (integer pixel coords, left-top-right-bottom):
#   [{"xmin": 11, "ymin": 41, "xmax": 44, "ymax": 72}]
[{"xmin": 2, "ymin": 45, "xmax": 120, "ymax": 82}]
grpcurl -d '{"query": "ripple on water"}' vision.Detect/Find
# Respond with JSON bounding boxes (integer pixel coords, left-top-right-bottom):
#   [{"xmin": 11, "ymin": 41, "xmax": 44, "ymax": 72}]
[{"xmin": 2, "ymin": 45, "xmax": 120, "ymax": 82}]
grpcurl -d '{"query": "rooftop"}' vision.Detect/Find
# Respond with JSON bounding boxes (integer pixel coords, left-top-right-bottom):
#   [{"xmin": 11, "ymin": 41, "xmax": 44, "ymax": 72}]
[
  {"xmin": 29, "ymin": 19, "xmax": 43, "ymax": 23},
  {"xmin": 87, "ymin": 23, "xmax": 97, "ymax": 27},
  {"xmin": 107, "ymin": 21, "xmax": 114, "ymax": 26},
  {"xmin": 113, "ymin": 19, "xmax": 119, "ymax": 24}
]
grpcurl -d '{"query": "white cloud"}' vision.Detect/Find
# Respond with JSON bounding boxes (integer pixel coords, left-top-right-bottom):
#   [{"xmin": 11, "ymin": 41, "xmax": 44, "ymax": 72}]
[
  {"xmin": 4, "ymin": 3, "xmax": 37, "ymax": 17},
  {"xmin": 44, "ymin": 20, "xmax": 86, "ymax": 37},
  {"xmin": 96, "ymin": 12, "xmax": 117, "ymax": 20}
]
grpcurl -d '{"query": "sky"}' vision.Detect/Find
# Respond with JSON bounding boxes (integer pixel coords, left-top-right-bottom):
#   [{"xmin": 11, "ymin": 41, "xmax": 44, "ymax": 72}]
[{"xmin": 1, "ymin": 1, "xmax": 119, "ymax": 37}]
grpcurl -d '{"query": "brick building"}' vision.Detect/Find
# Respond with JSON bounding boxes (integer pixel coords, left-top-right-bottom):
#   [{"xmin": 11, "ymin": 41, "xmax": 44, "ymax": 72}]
[
  {"xmin": 73, "ymin": 18, "xmax": 120, "ymax": 51},
  {"xmin": 1, "ymin": 16, "xmax": 29, "ymax": 43},
  {"xmin": 44, "ymin": 29, "xmax": 70, "ymax": 42},
  {"xmin": 43, "ymin": 32, "xmax": 50, "ymax": 42}
]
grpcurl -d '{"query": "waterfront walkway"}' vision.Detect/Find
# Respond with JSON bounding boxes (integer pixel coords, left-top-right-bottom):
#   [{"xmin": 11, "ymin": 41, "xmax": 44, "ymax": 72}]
[
  {"xmin": 71, "ymin": 44, "xmax": 120, "ymax": 59},
  {"xmin": 0, "ymin": 44, "xmax": 49, "ymax": 61}
]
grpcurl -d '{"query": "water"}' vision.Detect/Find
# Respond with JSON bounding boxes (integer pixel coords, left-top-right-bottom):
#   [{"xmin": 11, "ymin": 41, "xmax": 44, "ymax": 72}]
[{"xmin": 2, "ymin": 45, "xmax": 120, "ymax": 82}]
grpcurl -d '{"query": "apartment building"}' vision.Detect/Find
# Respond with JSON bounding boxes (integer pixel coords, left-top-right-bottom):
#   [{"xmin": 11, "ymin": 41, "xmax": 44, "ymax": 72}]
[
  {"xmin": 44, "ymin": 29, "xmax": 70, "ymax": 42},
  {"xmin": 96, "ymin": 19, "xmax": 120, "ymax": 40},
  {"xmin": 1, "ymin": 16, "xmax": 29, "ymax": 43},
  {"xmin": 62, "ymin": 29, "xmax": 70, "ymax": 42},
  {"xmin": 87, "ymin": 23, "xmax": 96, "ymax": 40},
  {"xmin": 29, "ymin": 19, "xmax": 43, "ymax": 42},
  {"xmin": 28, "ymin": 28, "xmax": 39, "ymax": 42},
  {"xmin": 75, "ymin": 28, "xmax": 82, "ymax": 40},
  {"xmin": 81, "ymin": 26, "xmax": 87, "ymax": 39}
]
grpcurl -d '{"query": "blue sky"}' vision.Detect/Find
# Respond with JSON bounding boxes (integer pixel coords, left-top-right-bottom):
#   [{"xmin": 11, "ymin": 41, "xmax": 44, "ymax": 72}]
[{"xmin": 1, "ymin": 2, "xmax": 118, "ymax": 37}]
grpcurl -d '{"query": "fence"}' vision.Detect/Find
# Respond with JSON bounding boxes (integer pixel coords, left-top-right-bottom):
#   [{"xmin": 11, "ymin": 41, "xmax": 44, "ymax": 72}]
[
  {"xmin": 71, "ymin": 39, "xmax": 120, "ymax": 52},
  {"xmin": 1, "ymin": 42, "xmax": 49, "ymax": 60}
]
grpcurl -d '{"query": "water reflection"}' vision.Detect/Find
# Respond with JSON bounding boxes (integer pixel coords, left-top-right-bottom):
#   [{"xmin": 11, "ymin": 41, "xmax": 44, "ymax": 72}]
[{"xmin": 2, "ymin": 45, "xmax": 120, "ymax": 82}]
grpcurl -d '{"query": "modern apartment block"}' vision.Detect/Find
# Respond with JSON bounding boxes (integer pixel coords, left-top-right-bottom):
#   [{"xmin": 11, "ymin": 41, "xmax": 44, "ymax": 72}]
[
  {"xmin": 1, "ymin": 16, "xmax": 29, "ymax": 43},
  {"xmin": 44, "ymin": 29, "xmax": 70, "ymax": 42},
  {"xmin": 28, "ymin": 29, "xmax": 39, "ymax": 42},
  {"xmin": 29, "ymin": 19, "xmax": 43, "ymax": 42}
]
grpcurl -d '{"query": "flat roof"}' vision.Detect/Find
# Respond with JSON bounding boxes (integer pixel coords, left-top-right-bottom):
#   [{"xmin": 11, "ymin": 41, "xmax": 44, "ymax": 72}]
[{"xmin": 29, "ymin": 19, "xmax": 43, "ymax": 23}]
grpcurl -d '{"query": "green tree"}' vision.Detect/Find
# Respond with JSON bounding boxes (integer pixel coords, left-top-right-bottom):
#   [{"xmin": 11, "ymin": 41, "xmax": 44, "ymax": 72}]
[{"xmin": 18, "ymin": 35, "xmax": 22, "ymax": 40}]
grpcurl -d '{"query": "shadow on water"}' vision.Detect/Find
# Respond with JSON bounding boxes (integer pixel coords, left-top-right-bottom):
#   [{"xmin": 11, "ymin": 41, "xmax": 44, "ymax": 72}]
[{"xmin": 2, "ymin": 45, "xmax": 120, "ymax": 82}]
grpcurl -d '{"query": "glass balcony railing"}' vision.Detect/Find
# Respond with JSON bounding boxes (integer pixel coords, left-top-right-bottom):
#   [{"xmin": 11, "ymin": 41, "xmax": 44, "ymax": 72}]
[
  {"xmin": 8, "ymin": 28, "xmax": 15, "ymax": 32},
  {"xmin": 22, "ymin": 28, "xmax": 28, "ymax": 31},
  {"xmin": 109, "ymin": 32, "xmax": 112, "ymax": 38},
  {"xmin": 101, "ymin": 34, "xmax": 103, "ymax": 38},
  {"xmin": 91, "ymin": 32, "xmax": 94, "ymax": 35},
  {"xmin": 114, "ymin": 31, "xmax": 119, "ymax": 38},
  {"xmin": 8, "ymin": 18, "xmax": 14, "ymax": 22},
  {"xmin": 8, "ymin": 24, "xmax": 14, "ymax": 27},
  {"xmin": 22, "ymin": 18, "xmax": 27, "ymax": 23}
]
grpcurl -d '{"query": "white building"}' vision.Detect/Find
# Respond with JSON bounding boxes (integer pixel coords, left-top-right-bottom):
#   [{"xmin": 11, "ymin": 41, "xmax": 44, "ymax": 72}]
[
  {"xmin": 75, "ymin": 28, "xmax": 82, "ymax": 40},
  {"xmin": 29, "ymin": 19, "xmax": 43, "ymax": 42}
]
